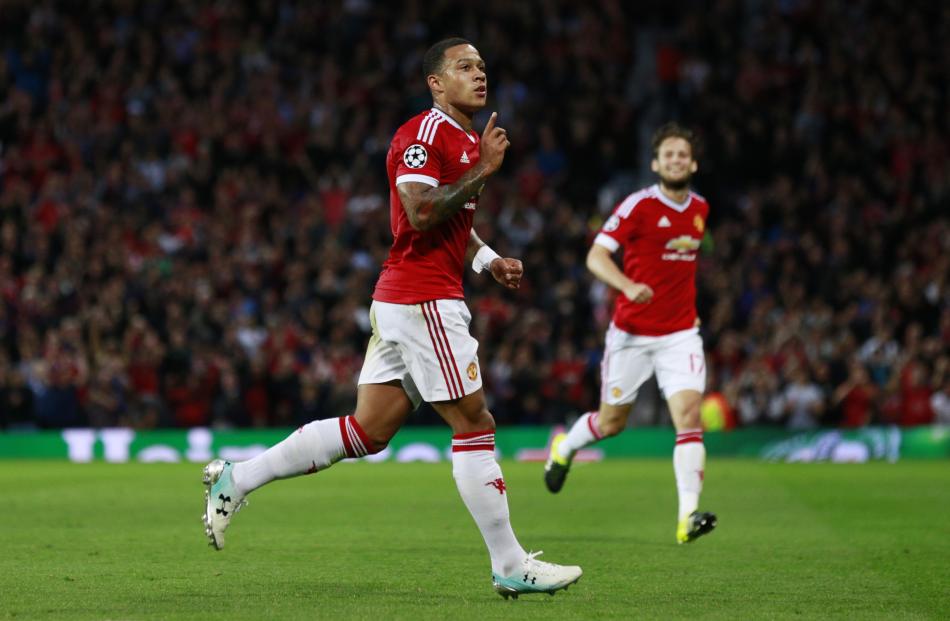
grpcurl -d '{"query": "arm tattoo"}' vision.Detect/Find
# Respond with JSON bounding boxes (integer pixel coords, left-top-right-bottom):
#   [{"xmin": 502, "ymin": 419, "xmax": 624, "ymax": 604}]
[{"xmin": 404, "ymin": 165, "xmax": 489, "ymax": 230}]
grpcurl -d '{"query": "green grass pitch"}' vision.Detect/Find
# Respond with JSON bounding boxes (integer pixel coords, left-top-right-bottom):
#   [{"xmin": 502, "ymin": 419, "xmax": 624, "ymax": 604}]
[{"xmin": 1, "ymin": 458, "xmax": 947, "ymax": 620}]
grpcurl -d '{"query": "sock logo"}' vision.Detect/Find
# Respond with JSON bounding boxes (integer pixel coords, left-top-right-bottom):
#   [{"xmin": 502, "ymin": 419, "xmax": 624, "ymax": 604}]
[{"xmin": 485, "ymin": 478, "xmax": 507, "ymax": 495}]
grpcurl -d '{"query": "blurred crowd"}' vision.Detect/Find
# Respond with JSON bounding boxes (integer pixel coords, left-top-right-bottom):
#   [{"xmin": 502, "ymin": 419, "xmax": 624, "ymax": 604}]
[{"xmin": 0, "ymin": 0, "xmax": 947, "ymax": 431}]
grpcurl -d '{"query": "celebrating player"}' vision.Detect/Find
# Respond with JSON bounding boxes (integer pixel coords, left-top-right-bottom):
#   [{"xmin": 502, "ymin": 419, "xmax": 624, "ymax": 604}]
[
  {"xmin": 544, "ymin": 123, "xmax": 717, "ymax": 544},
  {"xmin": 202, "ymin": 38, "xmax": 582, "ymax": 599}
]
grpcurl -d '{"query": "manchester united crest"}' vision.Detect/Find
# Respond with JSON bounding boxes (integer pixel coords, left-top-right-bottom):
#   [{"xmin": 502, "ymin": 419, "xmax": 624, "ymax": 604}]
[
  {"xmin": 467, "ymin": 362, "xmax": 478, "ymax": 381},
  {"xmin": 694, "ymin": 215, "xmax": 705, "ymax": 233}
]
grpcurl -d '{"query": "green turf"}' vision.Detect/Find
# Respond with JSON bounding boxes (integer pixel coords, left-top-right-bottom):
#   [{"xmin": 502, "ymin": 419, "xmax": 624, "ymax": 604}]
[{"xmin": 1, "ymin": 459, "xmax": 947, "ymax": 620}]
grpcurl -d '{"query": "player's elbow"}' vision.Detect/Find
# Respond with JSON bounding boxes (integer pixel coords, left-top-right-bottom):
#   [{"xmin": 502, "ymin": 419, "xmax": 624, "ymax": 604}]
[
  {"xmin": 404, "ymin": 204, "xmax": 434, "ymax": 231},
  {"xmin": 408, "ymin": 214, "xmax": 433, "ymax": 231},
  {"xmin": 585, "ymin": 247, "xmax": 604, "ymax": 273}
]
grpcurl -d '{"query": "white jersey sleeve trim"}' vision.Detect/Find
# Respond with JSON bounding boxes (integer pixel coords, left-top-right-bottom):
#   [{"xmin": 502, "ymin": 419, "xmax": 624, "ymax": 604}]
[
  {"xmin": 616, "ymin": 187, "xmax": 651, "ymax": 218},
  {"xmin": 396, "ymin": 174, "xmax": 439, "ymax": 187},
  {"xmin": 594, "ymin": 233, "xmax": 620, "ymax": 252},
  {"xmin": 415, "ymin": 111, "xmax": 442, "ymax": 145}
]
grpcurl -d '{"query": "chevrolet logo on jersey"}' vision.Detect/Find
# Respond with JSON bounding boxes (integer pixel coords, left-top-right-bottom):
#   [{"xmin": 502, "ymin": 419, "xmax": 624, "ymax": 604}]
[{"xmin": 662, "ymin": 235, "xmax": 700, "ymax": 261}]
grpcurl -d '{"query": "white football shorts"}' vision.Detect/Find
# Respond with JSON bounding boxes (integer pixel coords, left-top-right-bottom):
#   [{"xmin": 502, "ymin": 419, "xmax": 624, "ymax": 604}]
[
  {"xmin": 600, "ymin": 324, "xmax": 706, "ymax": 406},
  {"xmin": 358, "ymin": 299, "xmax": 482, "ymax": 408}
]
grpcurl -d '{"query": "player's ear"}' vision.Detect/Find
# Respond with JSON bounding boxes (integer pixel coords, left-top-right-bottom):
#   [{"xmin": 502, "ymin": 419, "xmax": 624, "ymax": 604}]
[
  {"xmin": 650, "ymin": 158, "xmax": 659, "ymax": 173},
  {"xmin": 427, "ymin": 74, "xmax": 443, "ymax": 95},
  {"xmin": 690, "ymin": 160, "xmax": 698, "ymax": 174}
]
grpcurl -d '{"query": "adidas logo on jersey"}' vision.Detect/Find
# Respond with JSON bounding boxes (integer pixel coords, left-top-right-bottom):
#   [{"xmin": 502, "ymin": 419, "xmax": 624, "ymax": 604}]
[
  {"xmin": 459, "ymin": 151, "xmax": 470, "ymax": 164},
  {"xmin": 657, "ymin": 215, "xmax": 671, "ymax": 228}
]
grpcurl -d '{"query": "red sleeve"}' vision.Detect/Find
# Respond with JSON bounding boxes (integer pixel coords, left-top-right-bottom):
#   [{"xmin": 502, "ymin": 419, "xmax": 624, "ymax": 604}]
[
  {"xmin": 594, "ymin": 200, "xmax": 638, "ymax": 252},
  {"xmin": 393, "ymin": 120, "xmax": 445, "ymax": 187}
]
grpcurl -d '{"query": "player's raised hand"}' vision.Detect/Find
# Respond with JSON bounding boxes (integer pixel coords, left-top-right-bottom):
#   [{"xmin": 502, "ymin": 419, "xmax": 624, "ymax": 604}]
[
  {"xmin": 489, "ymin": 257, "xmax": 523, "ymax": 290},
  {"xmin": 623, "ymin": 282, "xmax": 653, "ymax": 303},
  {"xmin": 479, "ymin": 112, "xmax": 510, "ymax": 174}
]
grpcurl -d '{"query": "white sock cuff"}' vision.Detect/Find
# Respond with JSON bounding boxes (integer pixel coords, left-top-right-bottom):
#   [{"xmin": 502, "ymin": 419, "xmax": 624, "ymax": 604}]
[
  {"xmin": 451, "ymin": 429, "xmax": 495, "ymax": 453},
  {"xmin": 585, "ymin": 411, "xmax": 604, "ymax": 440},
  {"xmin": 339, "ymin": 415, "xmax": 375, "ymax": 458},
  {"xmin": 451, "ymin": 432, "xmax": 500, "ymax": 480},
  {"xmin": 559, "ymin": 411, "xmax": 601, "ymax": 458},
  {"xmin": 675, "ymin": 428, "xmax": 704, "ymax": 445}
]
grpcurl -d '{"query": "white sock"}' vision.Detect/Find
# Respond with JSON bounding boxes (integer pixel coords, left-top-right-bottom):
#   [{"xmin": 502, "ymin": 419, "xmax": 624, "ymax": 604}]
[
  {"xmin": 231, "ymin": 416, "xmax": 374, "ymax": 495},
  {"xmin": 451, "ymin": 430, "xmax": 526, "ymax": 576},
  {"xmin": 557, "ymin": 411, "xmax": 603, "ymax": 460},
  {"xmin": 673, "ymin": 428, "xmax": 706, "ymax": 521}
]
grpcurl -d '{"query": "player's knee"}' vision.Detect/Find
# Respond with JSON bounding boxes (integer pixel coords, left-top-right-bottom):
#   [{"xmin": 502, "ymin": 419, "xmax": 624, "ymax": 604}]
[
  {"xmin": 453, "ymin": 408, "xmax": 495, "ymax": 434},
  {"xmin": 674, "ymin": 406, "xmax": 702, "ymax": 430},
  {"xmin": 353, "ymin": 419, "xmax": 396, "ymax": 454},
  {"xmin": 364, "ymin": 431, "xmax": 393, "ymax": 454},
  {"xmin": 598, "ymin": 416, "xmax": 626, "ymax": 437},
  {"xmin": 365, "ymin": 441, "xmax": 387, "ymax": 455},
  {"xmin": 468, "ymin": 408, "xmax": 495, "ymax": 432}
]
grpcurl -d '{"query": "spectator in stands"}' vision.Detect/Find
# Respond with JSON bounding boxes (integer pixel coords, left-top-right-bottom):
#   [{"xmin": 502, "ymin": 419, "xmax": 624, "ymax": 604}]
[
  {"xmin": 0, "ymin": 1, "xmax": 945, "ymax": 430},
  {"xmin": 831, "ymin": 360, "xmax": 879, "ymax": 428}
]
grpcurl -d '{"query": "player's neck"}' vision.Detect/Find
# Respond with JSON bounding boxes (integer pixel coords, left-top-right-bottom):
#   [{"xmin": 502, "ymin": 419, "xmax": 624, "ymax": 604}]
[
  {"xmin": 658, "ymin": 183, "xmax": 690, "ymax": 204},
  {"xmin": 432, "ymin": 101, "xmax": 474, "ymax": 131}
]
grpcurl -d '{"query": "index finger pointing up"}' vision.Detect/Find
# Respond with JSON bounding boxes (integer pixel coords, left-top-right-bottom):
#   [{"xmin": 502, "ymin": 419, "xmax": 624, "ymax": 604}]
[{"xmin": 482, "ymin": 111, "xmax": 497, "ymax": 137}]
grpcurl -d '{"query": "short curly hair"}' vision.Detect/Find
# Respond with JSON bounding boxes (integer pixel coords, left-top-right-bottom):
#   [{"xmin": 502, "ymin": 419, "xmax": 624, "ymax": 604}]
[
  {"xmin": 422, "ymin": 37, "xmax": 472, "ymax": 80},
  {"xmin": 651, "ymin": 122, "xmax": 696, "ymax": 157}
]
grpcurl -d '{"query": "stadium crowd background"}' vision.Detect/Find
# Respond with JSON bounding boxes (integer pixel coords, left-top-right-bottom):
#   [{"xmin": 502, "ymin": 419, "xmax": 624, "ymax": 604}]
[{"xmin": 0, "ymin": 0, "xmax": 947, "ymax": 431}]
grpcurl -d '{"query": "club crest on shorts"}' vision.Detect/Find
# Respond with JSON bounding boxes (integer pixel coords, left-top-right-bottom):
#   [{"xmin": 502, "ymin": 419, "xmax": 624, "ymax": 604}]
[
  {"xmin": 467, "ymin": 362, "xmax": 478, "ymax": 381},
  {"xmin": 611, "ymin": 386, "xmax": 622, "ymax": 399},
  {"xmin": 403, "ymin": 144, "xmax": 428, "ymax": 168}
]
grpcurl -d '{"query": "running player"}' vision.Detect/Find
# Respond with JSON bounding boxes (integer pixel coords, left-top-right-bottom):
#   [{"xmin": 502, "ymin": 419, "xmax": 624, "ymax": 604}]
[
  {"xmin": 544, "ymin": 122, "xmax": 717, "ymax": 544},
  {"xmin": 202, "ymin": 38, "xmax": 581, "ymax": 598}
]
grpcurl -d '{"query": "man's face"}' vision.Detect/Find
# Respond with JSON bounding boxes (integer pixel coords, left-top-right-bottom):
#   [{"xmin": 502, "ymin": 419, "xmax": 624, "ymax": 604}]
[
  {"xmin": 431, "ymin": 44, "xmax": 487, "ymax": 113},
  {"xmin": 651, "ymin": 137, "xmax": 697, "ymax": 190}
]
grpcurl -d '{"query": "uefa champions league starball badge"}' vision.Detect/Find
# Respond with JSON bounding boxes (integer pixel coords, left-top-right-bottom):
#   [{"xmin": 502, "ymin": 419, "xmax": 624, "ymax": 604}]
[{"xmin": 403, "ymin": 144, "xmax": 428, "ymax": 168}]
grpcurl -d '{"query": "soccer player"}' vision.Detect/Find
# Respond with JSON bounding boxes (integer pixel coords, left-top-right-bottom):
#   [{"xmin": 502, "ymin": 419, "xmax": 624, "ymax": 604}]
[
  {"xmin": 202, "ymin": 38, "xmax": 582, "ymax": 599},
  {"xmin": 543, "ymin": 123, "xmax": 717, "ymax": 544}
]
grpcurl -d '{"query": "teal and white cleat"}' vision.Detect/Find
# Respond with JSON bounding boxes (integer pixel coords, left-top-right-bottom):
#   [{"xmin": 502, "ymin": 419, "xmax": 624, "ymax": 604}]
[
  {"xmin": 492, "ymin": 551, "xmax": 582, "ymax": 599},
  {"xmin": 202, "ymin": 459, "xmax": 247, "ymax": 550}
]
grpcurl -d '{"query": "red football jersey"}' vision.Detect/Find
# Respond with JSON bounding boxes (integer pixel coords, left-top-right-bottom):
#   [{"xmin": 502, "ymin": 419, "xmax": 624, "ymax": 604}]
[
  {"xmin": 373, "ymin": 107, "xmax": 482, "ymax": 304},
  {"xmin": 594, "ymin": 184, "xmax": 709, "ymax": 336}
]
